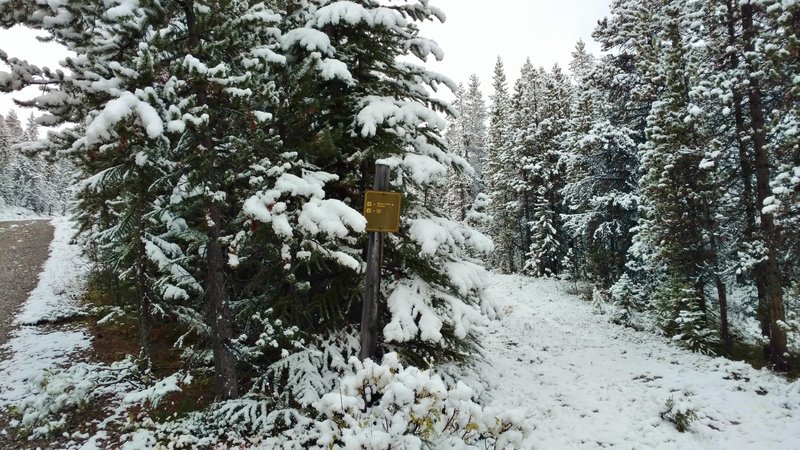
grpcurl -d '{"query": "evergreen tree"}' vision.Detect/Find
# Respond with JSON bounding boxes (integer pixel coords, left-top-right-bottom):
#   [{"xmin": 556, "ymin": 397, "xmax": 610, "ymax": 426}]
[
  {"xmin": 1, "ymin": 0, "xmax": 499, "ymax": 412},
  {"xmin": 442, "ymin": 84, "xmax": 474, "ymax": 221},
  {"xmin": 485, "ymin": 57, "xmax": 518, "ymax": 272},
  {"xmin": 442, "ymin": 75, "xmax": 487, "ymax": 221},
  {"xmin": 523, "ymin": 64, "xmax": 571, "ymax": 277},
  {"xmin": 241, "ymin": 0, "xmax": 495, "ymax": 366}
]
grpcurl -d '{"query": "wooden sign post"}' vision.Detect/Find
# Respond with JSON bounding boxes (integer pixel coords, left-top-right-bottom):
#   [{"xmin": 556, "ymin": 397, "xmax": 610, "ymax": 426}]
[{"xmin": 359, "ymin": 163, "xmax": 401, "ymax": 361}]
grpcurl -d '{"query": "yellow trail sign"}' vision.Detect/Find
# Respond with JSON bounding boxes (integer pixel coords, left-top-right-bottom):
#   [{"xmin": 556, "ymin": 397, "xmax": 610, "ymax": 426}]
[{"xmin": 363, "ymin": 190, "xmax": 402, "ymax": 233}]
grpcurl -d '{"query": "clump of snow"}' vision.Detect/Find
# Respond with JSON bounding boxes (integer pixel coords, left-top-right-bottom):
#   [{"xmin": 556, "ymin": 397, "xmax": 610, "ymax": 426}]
[
  {"xmin": 74, "ymin": 91, "xmax": 164, "ymax": 149},
  {"xmin": 280, "ymin": 28, "xmax": 334, "ymax": 54},
  {"xmin": 356, "ymin": 96, "xmax": 446, "ymax": 138},
  {"xmin": 383, "ymin": 279, "xmax": 445, "ymax": 343},
  {"xmin": 408, "ymin": 215, "xmax": 494, "ymax": 257}
]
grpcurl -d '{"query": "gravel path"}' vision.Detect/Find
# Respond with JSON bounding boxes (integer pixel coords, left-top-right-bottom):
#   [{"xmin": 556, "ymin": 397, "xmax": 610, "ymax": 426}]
[{"xmin": 0, "ymin": 220, "xmax": 53, "ymax": 347}]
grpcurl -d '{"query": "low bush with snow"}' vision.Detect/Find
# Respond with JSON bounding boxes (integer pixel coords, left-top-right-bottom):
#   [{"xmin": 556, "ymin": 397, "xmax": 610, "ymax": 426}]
[
  {"xmin": 112, "ymin": 352, "xmax": 530, "ymax": 449},
  {"xmin": 314, "ymin": 353, "xmax": 529, "ymax": 449}
]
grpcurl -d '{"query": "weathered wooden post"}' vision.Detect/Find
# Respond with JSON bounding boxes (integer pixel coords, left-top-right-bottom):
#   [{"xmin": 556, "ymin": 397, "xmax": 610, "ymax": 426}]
[{"xmin": 359, "ymin": 163, "xmax": 401, "ymax": 361}]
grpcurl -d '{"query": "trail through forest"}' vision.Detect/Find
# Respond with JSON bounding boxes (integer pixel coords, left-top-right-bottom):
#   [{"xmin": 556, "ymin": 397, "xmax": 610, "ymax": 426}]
[
  {"xmin": 480, "ymin": 275, "xmax": 800, "ymax": 449},
  {"xmin": 0, "ymin": 220, "xmax": 53, "ymax": 346}
]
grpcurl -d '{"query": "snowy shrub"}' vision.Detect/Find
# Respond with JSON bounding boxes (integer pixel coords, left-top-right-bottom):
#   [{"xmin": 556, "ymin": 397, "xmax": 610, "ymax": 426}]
[
  {"xmin": 560, "ymin": 248, "xmax": 582, "ymax": 282},
  {"xmin": 314, "ymin": 353, "xmax": 530, "ymax": 449},
  {"xmin": 256, "ymin": 328, "xmax": 360, "ymax": 408},
  {"xmin": 655, "ymin": 277, "xmax": 717, "ymax": 354},
  {"xmin": 780, "ymin": 311, "xmax": 800, "ymax": 356},
  {"xmin": 6, "ymin": 355, "xmax": 201, "ymax": 440},
  {"xmin": 672, "ymin": 305, "xmax": 718, "ymax": 355},
  {"xmin": 660, "ymin": 396, "xmax": 698, "ymax": 433},
  {"xmin": 8, "ymin": 358, "xmax": 139, "ymax": 438},
  {"xmin": 117, "ymin": 352, "xmax": 529, "ymax": 449},
  {"xmin": 609, "ymin": 274, "xmax": 642, "ymax": 327},
  {"xmin": 120, "ymin": 401, "xmax": 317, "ymax": 449},
  {"xmin": 465, "ymin": 193, "xmax": 493, "ymax": 229},
  {"xmin": 590, "ymin": 286, "xmax": 611, "ymax": 314},
  {"xmin": 113, "ymin": 331, "xmax": 359, "ymax": 447}
]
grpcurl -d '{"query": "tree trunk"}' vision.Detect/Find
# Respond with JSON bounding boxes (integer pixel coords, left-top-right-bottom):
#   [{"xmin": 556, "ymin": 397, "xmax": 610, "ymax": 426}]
[
  {"xmin": 359, "ymin": 163, "xmax": 389, "ymax": 361},
  {"xmin": 205, "ymin": 204, "xmax": 239, "ymax": 399},
  {"xmin": 522, "ymin": 187, "xmax": 532, "ymax": 264},
  {"xmin": 715, "ymin": 274, "xmax": 731, "ymax": 355},
  {"xmin": 725, "ymin": 0, "xmax": 771, "ymax": 355},
  {"xmin": 183, "ymin": 0, "xmax": 240, "ymax": 395},
  {"xmin": 702, "ymin": 199, "xmax": 731, "ymax": 355},
  {"xmin": 135, "ymin": 176, "xmax": 152, "ymax": 367},
  {"xmin": 136, "ymin": 225, "xmax": 153, "ymax": 367},
  {"xmin": 741, "ymin": 3, "xmax": 790, "ymax": 371}
]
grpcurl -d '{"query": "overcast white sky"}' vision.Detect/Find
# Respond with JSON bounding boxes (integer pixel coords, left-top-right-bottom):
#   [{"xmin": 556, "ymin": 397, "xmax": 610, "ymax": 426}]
[
  {"xmin": 0, "ymin": 0, "xmax": 611, "ymax": 116},
  {"xmin": 0, "ymin": 25, "xmax": 71, "ymax": 119},
  {"xmin": 420, "ymin": 0, "xmax": 611, "ymax": 98}
]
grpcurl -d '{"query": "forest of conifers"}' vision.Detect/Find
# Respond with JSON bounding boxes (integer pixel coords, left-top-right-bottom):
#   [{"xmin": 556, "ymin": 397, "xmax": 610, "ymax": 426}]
[{"xmin": 0, "ymin": 0, "xmax": 798, "ymax": 447}]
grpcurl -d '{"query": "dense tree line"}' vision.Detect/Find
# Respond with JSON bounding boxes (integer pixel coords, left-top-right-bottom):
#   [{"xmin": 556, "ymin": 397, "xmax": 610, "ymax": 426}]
[
  {"xmin": 0, "ymin": 110, "xmax": 73, "ymax": 214},
  {"xmin": 450, "ymin": 0, "xmax": 799, "ymax": 370}
]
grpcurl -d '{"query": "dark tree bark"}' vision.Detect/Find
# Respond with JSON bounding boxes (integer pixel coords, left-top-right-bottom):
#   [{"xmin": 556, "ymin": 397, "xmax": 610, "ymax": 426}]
[
  {"xmin": 205, "ymin": 204, "xmax": 239, "ymax": 399},
  {"xmin": 184, "ymin": 0, "xmax": 240, "ymax": 397},
  {"xmin": 133, "ymin": 166, "xmax": 153, "ymax": 367},
  {"xmin": 703, "ymin": 199, "xmax": 731, "ymax": 355},
  {"xmin": 725, "ymin": 0, "xmax": 771, "ymax": 355},
  {"xmin": 741, "ymin": 3, "xmax": 790, "ymax": 371},
  {"xmin": 359, "ymin": 163, "xmax": 389, "ymax": 361}
]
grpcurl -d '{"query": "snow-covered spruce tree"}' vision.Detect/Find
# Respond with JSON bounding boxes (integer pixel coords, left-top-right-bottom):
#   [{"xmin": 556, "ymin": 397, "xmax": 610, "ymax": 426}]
[
  {"xmin": 655, "ymin": 275, "xmax": 718, "ymax": 354},
  {"xmin": 0, "ymin": 111, "xmax": 23, "ymax": 206},
  {"xmin": 703, "ymin": 0, "xmax": 783, "ymax": 357},
  {"xmin": 500, "ymin": 61, "xmax": 570, "ymax": 278},
  {"xmin": 758, "ymin": 0, "xmax": 799, "ymax": 367},
  {"xmin": 441, "ymin": 74, "xmax": 487, "ymax": 221},
  {"xmin": 0, "ymin": 110, "xmax": 63, "ymax": 214},
  {"xmin": 0, "ymin": 114, "xmax": 6, "ymax": 205},
  {"xmin": 241, "ymin": 0, "xmax": 495, "ymax": 369},
  {"xmin": 526, "ymin": 194, "xmax": 561, "ymax": 277},
  {"xmin": 502, "ymin": 60, "xmax": 540, "ymax": 273},
  {"xmin": 634, "ymin": 2, "xmax": 723, "ymax": 351},
  {"xmin": 0, "ymin": 0, "xmax": 291, "ymax": 397},
  {"xmin": 561, "ymin": 120, "xmax": 638, "ymax": 287},
  {"xmin": 560, "ymin": 41, "xmax": 639, "ymax": 288},
  {"xmin": 115, "ymin": 2, "xmax": 508, "ymax": 445},
  {"xmin": 485, "ymin": 56, "xmax": 518, "ymax": 272},
  {"xmin": 461, "ymin": 74, "xmax": 488, "ymax": 189},
  {"xmin": 588, "ymin": 4, "xmax": 663, "ymax": 297},
  {"xmin": 591, "ymin": 0, "xmax": 685, "ymax": 328},
  {"xmin": 766, "ymin": 2, "xmax": 800, "ymax": 352},
  {"xmin": 522, "ymin": 64, "xmax": 570, "ymax": 277},
  {"xmin": 441, "ymin": 83, "xmax": 474, "ymax": 220},
  {"xmin": 0, "ymin": 111, "xmax": 20, "ymax": 206}
]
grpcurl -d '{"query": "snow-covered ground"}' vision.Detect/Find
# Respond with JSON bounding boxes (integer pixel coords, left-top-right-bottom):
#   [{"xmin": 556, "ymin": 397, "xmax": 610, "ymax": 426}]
[
  {"xmin": 479, "ymin": 274, "xmax": 800, "ymax": 449},
  {"xmin": 2, "ymin": 222, "xmax": 798, "ymax": 449},
  {"xmin": 0, "ymin": 218, "xmax": 89, "ymax": 406}
]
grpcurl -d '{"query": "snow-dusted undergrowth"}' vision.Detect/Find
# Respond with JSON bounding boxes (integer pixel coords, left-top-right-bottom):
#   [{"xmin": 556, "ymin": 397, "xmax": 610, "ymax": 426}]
[
  {"xmin": 481, "ymin": 274, "xmax": 800, "ymax": 449},
  {"xmin": 0, "ymin": 205, "xmax": 46, "ymax": 222},
  {"xmin": 115, "ymin": 352, "xmax": 530, "ymax": 450},
  {"xmin": 3, "ymin": 224, "xmax": 799, "ymax": 449}
]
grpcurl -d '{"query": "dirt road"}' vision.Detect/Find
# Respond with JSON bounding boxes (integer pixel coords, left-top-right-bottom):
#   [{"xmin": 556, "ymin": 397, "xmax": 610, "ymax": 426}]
[{"xmin": 0, "ymin": 220, "xmax": 53, "ymax": 346}]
